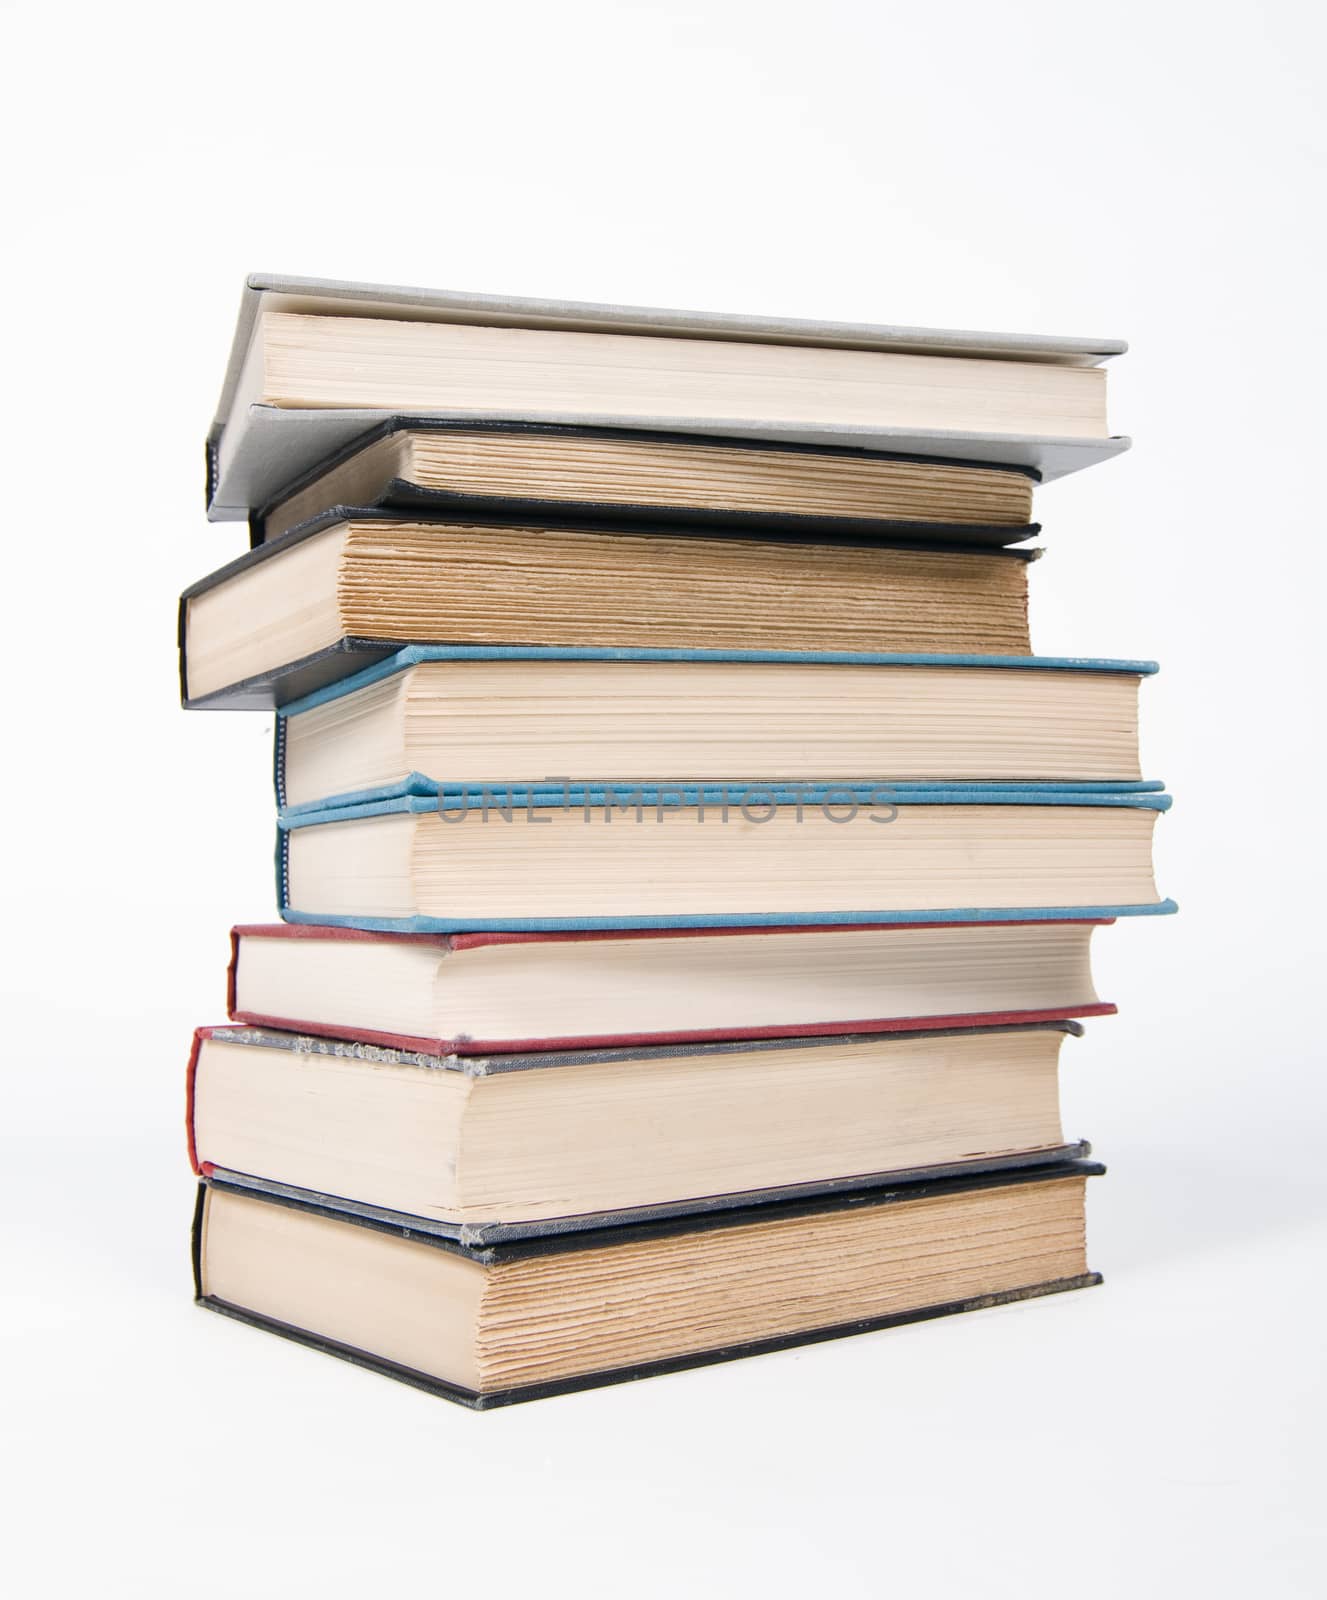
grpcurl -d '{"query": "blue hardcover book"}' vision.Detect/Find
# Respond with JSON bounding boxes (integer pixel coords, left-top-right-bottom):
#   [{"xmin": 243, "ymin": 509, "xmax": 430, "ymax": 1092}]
[
  {"xmin": 276, "ymin": 782, "xmax": 1175, "ymax": 933},
  {"xmin": 272, "ymin": 645, "xmax": 1161, "ymax": 816}
]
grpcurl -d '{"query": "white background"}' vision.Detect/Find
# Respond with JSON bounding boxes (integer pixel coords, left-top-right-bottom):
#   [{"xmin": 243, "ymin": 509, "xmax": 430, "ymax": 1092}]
[{"xmin": 3, "ymin": 1, "xmax": 1324, "ymax": 1593}]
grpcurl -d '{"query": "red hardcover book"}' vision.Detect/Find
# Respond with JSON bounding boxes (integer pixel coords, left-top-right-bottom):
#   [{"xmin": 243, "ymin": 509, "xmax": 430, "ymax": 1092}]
[{"xmin": 225, "ymin": 918, "xmax": 1115, "ymax": 1057}]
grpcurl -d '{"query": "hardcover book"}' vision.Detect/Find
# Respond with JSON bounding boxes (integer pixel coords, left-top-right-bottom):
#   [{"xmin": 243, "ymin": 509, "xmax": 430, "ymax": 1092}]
[
  {"xmin": 193, "ymin": 1160, "xmax": 1104, "ymax": 1406},
  {"xmin": 226, "ymin": 918, "xmax": 1117, "ymax": 1054},
  {"xmin": 187, "ymin": 1020, "xmax": 1090, "ymax": 1238},
  {"xmin": 179, "ymin": 517, "xmax": 1038, "ymax": 709},
  {"xmin": 206, "ymin": 274, "xmax": 1130, "ymax": 520},
  {"xmin": 274, "ymin": 784, "xmax": 1176, "ymax": 933},
  {"xmin": 271, "ymin": 645, "xmax": 1156, "ymax": 812},
  {"xmin": 253, "ymin": 421, "xmax": 1041, "ymax": 547}
]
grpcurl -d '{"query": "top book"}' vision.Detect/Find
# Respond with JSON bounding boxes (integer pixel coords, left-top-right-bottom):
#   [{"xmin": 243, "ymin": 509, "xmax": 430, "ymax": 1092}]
[{"xmin": 206, "ymin": 274, "xmax": 1129, "ymax": 520}]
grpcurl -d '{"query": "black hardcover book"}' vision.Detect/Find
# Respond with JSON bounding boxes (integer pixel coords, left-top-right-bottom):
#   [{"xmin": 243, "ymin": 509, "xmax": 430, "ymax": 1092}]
[
  {"xmin": 178, "ymin": 509, "xmax": 1040, "ymax": 710},
  {"xmin": 250, "ymin": 419, "xmax": 1042, "ymax": 548},
  {"xmin": 194, "ymin": 1159, "xmax": 1103, "ymax": 1408}
]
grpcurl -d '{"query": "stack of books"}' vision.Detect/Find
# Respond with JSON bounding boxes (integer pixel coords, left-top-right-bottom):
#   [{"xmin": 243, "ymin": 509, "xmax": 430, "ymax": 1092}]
[{"xmin": 180, "ymin": 275, "xmax": 1174, "ymax": 1408}]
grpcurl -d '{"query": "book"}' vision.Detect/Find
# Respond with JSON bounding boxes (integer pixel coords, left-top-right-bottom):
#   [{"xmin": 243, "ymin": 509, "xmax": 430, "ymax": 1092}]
[
  {"xmin": 188, "ymin": 1021, "xmax": 1089, "ymax": 1237},
  {"xmin": 273, "ymin": 645, "xmax": 1154, "ymax": 812},
  {"xmin": 275, "ymin": 786, "xmax": 1175, "ymax": 932},
  {"xmin": 254, "ymin": 311, "xmax": 1110, "ymax": 436},
  {"xmin": 193, "ymin": 1160, "xmax": 1103, "ymax": 1405},
  {"xmin": 206, "ymin": 274, "xmax": 1130, "ymax": 520},
  {"xmin": 254, "ymin": 421, "xmax": 1041, "ymax": 547},
  {"xmin": 226, "ymin": 919, "xmax": 1117, "ymax": 1055},
  {"xmin": 179, "ymin": 516, "xmax": 1037, "ymax": 709}
]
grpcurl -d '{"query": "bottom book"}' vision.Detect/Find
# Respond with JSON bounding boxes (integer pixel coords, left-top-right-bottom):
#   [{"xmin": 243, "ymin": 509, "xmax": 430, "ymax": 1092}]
[{"xmin": 193, "ymin": 1161, "xmax": 1103, "ymax": 1408}]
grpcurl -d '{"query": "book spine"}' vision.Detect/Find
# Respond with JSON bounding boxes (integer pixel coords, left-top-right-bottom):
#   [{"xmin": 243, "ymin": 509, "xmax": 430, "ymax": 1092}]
[
  {"xmin": 176, "ymin": 592, "xmax": 190, "ymax": 708},
  {"xmin": 273, "ymin": 715, "xmax": 288, "ymax": 810},
  {"xmin": 204, "ymin": 432, "xmax": 219, "ymax": 515},
  {"xmin": 275, "ymin": 826, "xmax": 291, "ymax": 915},
  {"xmin": 225, "ymin": 931, "xmax": 241, "ymax": 1018},
  {"xmin": 184, "ymin": 1027, "xmax": 212, "ymax": 1176},
  {"xmin": 190, "ymin": 1182, "xmax": 206, "ymax": 1300}
]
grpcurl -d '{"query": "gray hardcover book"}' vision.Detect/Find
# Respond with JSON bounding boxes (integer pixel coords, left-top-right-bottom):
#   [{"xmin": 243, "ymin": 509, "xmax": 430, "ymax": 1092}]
[{"xmin": 206, "ymin": 273, "xmax": 1130, "ymax": 520}]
